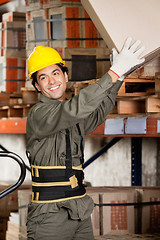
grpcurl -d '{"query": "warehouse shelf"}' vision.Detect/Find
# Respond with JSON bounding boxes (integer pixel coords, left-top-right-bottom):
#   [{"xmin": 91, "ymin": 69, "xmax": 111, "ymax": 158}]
[
  {"xmin": 0, "ymin": 118, "xmax": 27, "ymax": 134},
  {"xmin": 86, "ymin": 116, "xmax": 160, "ymax": 138},
  {"xmin": 0, "ymin": 116, "xmax": 160, "ymax": 136},
  {"xmin": 0, "ymin": 0, "xmax": 11, "ymax": 4}
]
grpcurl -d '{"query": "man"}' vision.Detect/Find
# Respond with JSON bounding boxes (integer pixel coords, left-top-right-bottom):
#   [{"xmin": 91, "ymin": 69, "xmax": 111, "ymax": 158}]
[{"xmin": 26, "ymin": 37, "xmax": 145, "ymax": 240}]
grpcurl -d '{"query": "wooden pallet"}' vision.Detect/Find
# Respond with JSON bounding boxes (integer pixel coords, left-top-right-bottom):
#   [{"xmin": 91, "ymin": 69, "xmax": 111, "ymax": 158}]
[
  {"xmin": 73, "ymin": 79, "xmax": 99, "ymax": 95},
  {"xmin": 0, "ymin": 75, "xmax": 159, "ymax": 118},
  {"xmin": 118, "ymin": 76, "xmax": 156, "ymax": 97},
  {"xmin": 116, "ymin": 95, "xmax": 160, "ymax": 114},
  {"xmin": 0, "ymin": 88, "xmax": 39, "ymax": 106},
  {"xmin": 0, "ymin": 104, "xmax": 33, "ymax": 118}
]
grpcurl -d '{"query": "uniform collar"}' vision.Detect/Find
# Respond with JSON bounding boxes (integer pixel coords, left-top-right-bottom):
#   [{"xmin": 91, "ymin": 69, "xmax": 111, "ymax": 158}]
[{"xmin": 40, "ymin": 93, "xmax": 60, "ymax": 103}]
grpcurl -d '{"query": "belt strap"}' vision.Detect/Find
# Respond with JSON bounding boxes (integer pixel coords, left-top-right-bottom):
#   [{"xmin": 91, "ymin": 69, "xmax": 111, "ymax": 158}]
[
  {"xmin": 65, "ymin": 128, "xmax": 72, "ymax": 169},
  {"xmin": 76, "ymin": 124, "xmax": 84, "ymax": 164},
  {"xmin": 31, "ymin": 166, "xmax": 86, "ymax": 203},
  {"xmin": 65, "ymin": 124, "xmax": 84, "ymax": 167}
]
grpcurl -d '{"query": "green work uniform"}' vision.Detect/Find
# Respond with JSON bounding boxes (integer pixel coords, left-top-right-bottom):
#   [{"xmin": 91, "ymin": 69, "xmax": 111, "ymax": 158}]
[{"xmin": 26, "ymin": 73, "xmax": 122, "ymax": 240}]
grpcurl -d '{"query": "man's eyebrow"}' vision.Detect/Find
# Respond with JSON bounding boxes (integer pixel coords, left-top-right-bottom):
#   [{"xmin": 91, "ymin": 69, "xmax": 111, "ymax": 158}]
[
  {"xmin": 38, "ymin": 73, "xmax": 46, "ymax": 79},
  {"xmin": 38, "ymin": 69, "xmax": 60, "ymax": 79},
  {"xmin": 52, "ymin": 68, "xmax": 60, "ymax": 73}
]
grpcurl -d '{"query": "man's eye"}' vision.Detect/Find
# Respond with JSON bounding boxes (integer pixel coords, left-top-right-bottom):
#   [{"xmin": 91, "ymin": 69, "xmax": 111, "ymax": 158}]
[
  {"xmin": 54, "ymin": 71, "xmax": 59, "ymax": 75},
  {"xmin": 40, "ymin": 76, "xmax": 46, "ymax": 80}
]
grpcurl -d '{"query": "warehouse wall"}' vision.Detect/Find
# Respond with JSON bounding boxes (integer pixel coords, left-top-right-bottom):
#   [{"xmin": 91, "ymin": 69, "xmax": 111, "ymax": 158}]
[
  {"xmin": 0, "ymin": 134, "xmax": 31, "ymax": 184},
  {"xmin": 0, "ymin": 134, "xmax": 157, "ymax": 187},
  {"xmin": 84, "ymin": 137, "xmax": 157, "ymax": 187}
]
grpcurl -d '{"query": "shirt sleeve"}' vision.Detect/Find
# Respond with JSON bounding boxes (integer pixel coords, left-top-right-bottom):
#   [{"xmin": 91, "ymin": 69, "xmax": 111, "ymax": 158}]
[
  {"xmin": 83, "ymin": 80, "xmax": 122, "ymax": 135},
  {"xmin": 27, "ymin": 73, "xmax": 121, "ymax": 139}
]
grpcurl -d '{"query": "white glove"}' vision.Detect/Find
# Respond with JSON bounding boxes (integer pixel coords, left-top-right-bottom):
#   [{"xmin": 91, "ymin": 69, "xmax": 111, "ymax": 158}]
[
  {"xmin": 110, "ymin": 52, "xmax": 125, "ymax": 81},
  {"xmin": 110, "ymin": 37, "xmax": 145, "ymax": 78}
]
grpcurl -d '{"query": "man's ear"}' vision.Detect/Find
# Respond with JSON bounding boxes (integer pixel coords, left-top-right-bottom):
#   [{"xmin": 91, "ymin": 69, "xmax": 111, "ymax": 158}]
[
  {"xmin": 35, "ymin": 82, "xmax": 41, "ymax": 92},
  {"xmin": 64, "ymin": 72, "xmax": 68, "ymax": 83}
]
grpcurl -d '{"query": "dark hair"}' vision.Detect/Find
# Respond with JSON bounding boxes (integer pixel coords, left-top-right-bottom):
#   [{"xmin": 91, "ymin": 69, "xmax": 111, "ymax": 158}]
[{"xmin": 31, "ymin": 64, "xmax": 69, "ymax": 92}]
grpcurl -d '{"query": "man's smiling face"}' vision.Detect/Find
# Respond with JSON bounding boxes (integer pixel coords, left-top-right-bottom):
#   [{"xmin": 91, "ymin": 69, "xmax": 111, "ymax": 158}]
[{"xmin": 35, "ymin": 64, "xmax": 68, "ymax": 101}]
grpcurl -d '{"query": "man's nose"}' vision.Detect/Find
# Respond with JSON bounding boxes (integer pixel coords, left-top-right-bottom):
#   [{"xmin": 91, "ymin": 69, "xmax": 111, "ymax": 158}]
[{"xmin": 48, "ymin": 76, "xmax": 56, "ymax": 84}]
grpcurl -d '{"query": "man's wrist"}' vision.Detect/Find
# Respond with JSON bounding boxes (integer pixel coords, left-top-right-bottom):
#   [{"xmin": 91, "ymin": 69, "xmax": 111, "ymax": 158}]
[{"xmin": 108, "ymin": 70, "xmax": 119, "ymax": 82}]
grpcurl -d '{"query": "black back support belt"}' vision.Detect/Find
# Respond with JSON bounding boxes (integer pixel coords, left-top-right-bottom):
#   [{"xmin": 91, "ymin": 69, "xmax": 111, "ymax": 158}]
[{"xmin": 31, "ymin": 124, "xmax": 86, "ymax": 203}]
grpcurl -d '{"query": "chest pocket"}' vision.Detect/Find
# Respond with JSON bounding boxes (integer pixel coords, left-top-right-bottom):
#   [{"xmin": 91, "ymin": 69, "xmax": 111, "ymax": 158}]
[
  {"xmin": 58, "ymin": 124, "xmax": 84, "ymax": 165},
  {"xmin": 73, "ymin": 124, "xmax": 84, "ymax": 164},
  {"xmin": 72, "ymin": 135, "xmax": 80, "ymax": 156}
]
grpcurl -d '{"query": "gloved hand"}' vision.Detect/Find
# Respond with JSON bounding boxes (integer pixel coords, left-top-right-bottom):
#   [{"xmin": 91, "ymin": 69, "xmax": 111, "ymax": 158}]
[
  {"xmin": 110, "ymin": 52, "xmax": 125, "ymax": 81},
  {"xmin": 110, "ymin": 37, "xmax": 145, "ymax": 78}
]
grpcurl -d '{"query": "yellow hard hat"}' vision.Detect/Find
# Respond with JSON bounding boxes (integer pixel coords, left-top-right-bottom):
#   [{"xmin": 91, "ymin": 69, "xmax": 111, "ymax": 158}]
[{"xmin": 27, "ymin": 45, "xmax": 65, "ymax": 78}]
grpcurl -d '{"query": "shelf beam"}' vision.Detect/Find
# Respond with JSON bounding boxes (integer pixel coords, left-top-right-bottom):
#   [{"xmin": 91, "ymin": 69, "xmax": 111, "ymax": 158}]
[
  {"xmin": 0, "ymin": 117, "xmax": 159, "ymax": 136},
  {"xmin": 0, "ymin": 118, "xmax": 27, "ymax": 134}
]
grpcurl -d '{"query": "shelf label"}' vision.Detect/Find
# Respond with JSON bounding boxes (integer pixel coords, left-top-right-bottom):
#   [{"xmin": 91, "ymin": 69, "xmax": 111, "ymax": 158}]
[
  {"xmin": 125, "ymin": 117, "xmax": 147, "ymax": 134},
  {"xmin": 157, "ymin": 120, "xmax": 160, "ymax": 133},
  {"xmin": 104, "ymin": 118, "xmax": 124, "ymax": 135}
]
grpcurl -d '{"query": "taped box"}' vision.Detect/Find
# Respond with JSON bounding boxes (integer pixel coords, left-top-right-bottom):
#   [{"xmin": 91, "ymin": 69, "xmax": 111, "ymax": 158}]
[
  {"xmin": 43, "ymin": 0, "xmax": 81, "ymax": 9},
  {"xmin": 0, "ymin": 56, "xmax": 26, "ymax": 92},
  {"xmin": 49, "ymin": 5, "xmax": 84, "ymax": 48},
  {"xmin": 48, "ymin": 5, "xmax": 105, "ymax": 49},
  {"xmin": 0, "ymin": 21, "xmax": 26, "ymax": 58},
  {"xmin": 81, "ymin": 9, "xmax": 106, "ymax": 48},
  {"xmin": 81, "ymin": 0, "xmax": 160, "ymax": 76},
  {"xmin": 138, "ymin": 187, "xmax": 160, "ymax": 234},
  {"xmin": 2, "ymin": 12, "xmax": 26, "ymax": 23},
  {"xmin": 25, "ymin": 0, "xmax": 43, "ymax": 11},
  {"xmin": 100, "ymin": 188, "xmax": 135, "ymax": 235},
  {"xmin": 25, "ymin": 0, "xmax": 81, "ymax": 11},
  {"xmin": 86, "ymin": 188, "xmax": 101, "ymax": 236},
  {"xmin": 18, "ymin": 189, "xmax": 32, "ymax": 238},
  {"xmin": 26, "ymin": 9, "xmax": 49, "ymax": 43},
  {"xmin": 62, "ymin": 47, "xmax": 110, "ymax": 81},
  {"xmin": 26, "ymin": 9, "xmax": 50, "ymax": 58},
  {"xmin": 26, "ymin": 5, "xmax": 106, "ymax": 57}
]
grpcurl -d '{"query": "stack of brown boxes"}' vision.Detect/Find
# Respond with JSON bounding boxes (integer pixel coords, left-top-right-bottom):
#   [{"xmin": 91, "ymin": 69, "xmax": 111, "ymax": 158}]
[
  {"xmin": 16, "ymin": 187, "xmax": 160, "ymax": 238},
  {"xmin": 25, "ymin": 0, "xmax": 110, "ymax": 81},
  {"xmin": 0, "ymin": 12, "xmax": 26, "ymax": 92}
]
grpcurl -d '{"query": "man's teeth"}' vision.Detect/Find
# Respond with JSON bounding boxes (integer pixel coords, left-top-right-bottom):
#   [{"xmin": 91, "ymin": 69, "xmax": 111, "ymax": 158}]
[{"xmin": 50, "ymin": 86, "xmax": 59, "ymax": 90}]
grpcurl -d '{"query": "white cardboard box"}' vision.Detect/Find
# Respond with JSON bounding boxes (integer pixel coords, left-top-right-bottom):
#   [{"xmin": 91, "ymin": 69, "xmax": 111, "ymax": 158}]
[{"xmin": 81, "ymin": 0, "xmax": 160, "ymax": 73}]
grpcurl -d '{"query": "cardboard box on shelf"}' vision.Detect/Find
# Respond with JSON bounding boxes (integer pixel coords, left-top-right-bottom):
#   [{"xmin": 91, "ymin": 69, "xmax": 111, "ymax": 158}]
[
  {"xmin": 49, "ymin": 5, "xmax": 84, "ymax": 49},
  {"xmin": 63, "ymin": 47, "xmax": 110, "ymax": 81},
  {"xmin": 0, "ymin": 21, "xmax": 26, "ymax": 58},
  {"xmin": 26, "ymin": 9, "xmax": 49, "ymax": 48},
  {"xmin": 48, "ymin": 5, "xmax": 106, "ymax": 49},
  {"xmin": 138, "ymin": 187, "xmax": 160, "ymax": 234},
  {"xmin": 86, "ymin": 188, "xmax": 101, "ymax": 236},
  {"xmin": 26, "ymin": 41, "xmax": 36, "ymax": 59},
  {"xmin": 0, "ymin": 184, "xmax": 31, "ymax": 217},
  {"xmin": 0, "ymin": 56, "xmax": 26, "ymax": 92},
  {"xmin": 81, "ymin": 9, "xmax": 106, "ymax": 48},
  {"xmin": 21, "ymin": 88, "xmax": 39, "ymax": 104},
  {"xmin": 18, "ymin": 189, "xmax": 32, "ymax": 231},
  {"xmin": 81, "ymin": 0, "xmax": 160, "ymax": 76},
  {"xmin": 100, "ymin": 188, "xmax": 135, "ymax": 235},
  {"xmin": 25, "ymin": 0, "xmax": 43, "ymax": 11},
  {"xmin": 43, "ymin": 0, "xmax": 81, "ymax": 9},
  {"xmin": 25, "ymin": 0, "xmax": 81, "ymax": 11},
  {"xmin": 2, "ymin": 12, "xmax": 26, "ymax": 23}
]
